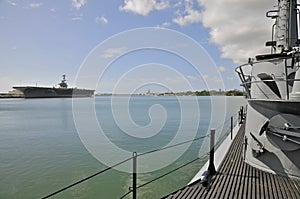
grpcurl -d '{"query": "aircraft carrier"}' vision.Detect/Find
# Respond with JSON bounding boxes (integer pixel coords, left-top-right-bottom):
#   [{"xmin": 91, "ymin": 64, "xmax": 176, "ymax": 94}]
[{"xmin": 13, "ymin": 75, "xmax": 94, "ymax": 98}]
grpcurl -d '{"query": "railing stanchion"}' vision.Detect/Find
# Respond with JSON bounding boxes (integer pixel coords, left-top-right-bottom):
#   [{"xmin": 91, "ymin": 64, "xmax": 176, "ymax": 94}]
[
  {"xmin": 231, "ymin": 116, "xmax": 233, "ymax": 140},
  {"xmin": 208, "ymin": 129, "xmax": 216, "ymax": 175},
  {"xmin": 202, "ymin": 129, "xmax": 216, "ymax": 187},
  {"xmin": 132, "ymin": 152, "xmax": 137, "ymax": 199},
  {"xmin": 239, "ymin": 106, "xmax": 244, "ymax": 124}
]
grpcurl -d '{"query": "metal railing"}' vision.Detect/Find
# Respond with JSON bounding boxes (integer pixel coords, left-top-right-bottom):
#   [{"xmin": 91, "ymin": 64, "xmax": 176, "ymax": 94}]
[
  {"xmin": 42, "ymin": 107, "xmax": 245, "ymax": 199},
  {"xmin": 235, "ymin": 56, "xmax": 300, "ymax": 99}
]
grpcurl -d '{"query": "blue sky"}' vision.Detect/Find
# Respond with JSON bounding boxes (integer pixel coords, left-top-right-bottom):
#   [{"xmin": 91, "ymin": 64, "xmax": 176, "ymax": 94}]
[{"xmin": 0, "ymin": 0, "xmax": 274, "ymax": 93}]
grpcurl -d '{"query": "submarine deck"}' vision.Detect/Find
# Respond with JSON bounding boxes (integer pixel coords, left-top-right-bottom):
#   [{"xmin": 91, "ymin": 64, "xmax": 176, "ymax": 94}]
[{"xmin": 162, "ymin": 124, "xmax": 300, "ymax": 199}]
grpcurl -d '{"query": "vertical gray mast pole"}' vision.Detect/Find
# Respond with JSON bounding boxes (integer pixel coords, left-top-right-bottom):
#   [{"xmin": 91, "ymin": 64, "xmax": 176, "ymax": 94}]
[
  {"xmin": 289, "ymin": 0, "xmax": 298, "ymax": 47},
  {"xmin": 275, "ymin": 0, "xmax": 298, "ymax": 52}
]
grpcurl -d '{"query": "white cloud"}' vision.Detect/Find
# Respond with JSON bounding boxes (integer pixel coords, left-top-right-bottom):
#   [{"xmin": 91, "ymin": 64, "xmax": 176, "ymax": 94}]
[
  {"xmin": 50, "ymin": 8, "xmax": 56, "ymax": 12},
  {"xmin": 71, "ymin": 17, "xmax": 82, "ymax": 21},
  {"xmin": 71, "ymin": 13, "xmax": 83, "ymax": 21},
  {"xmin": 95, "ymin": 16, "xmax": 108, "ymax": 24},
  {"xmin": 155, "ymin": 0, "xmax": 169, "ymax": 10},
  {"xmin": 119, "ymin": 0, "xmax": 169, "ymax": 16},
  {"xmin": 198, "ymin": 0, "xmax": 274, "ymax": 64},
  {"xmin": 72, "ymin": 0, "xmax": 87, "ymax": 10},
  {"xmin": 29, "ymin": 2, "xmax": 43, "ymax": 8},
  {"xmin": 173, "ymin": 4, "xmax": 202, "ymax": 26},
  {"xmin": 156, "ymin": 21, "xmax": 171, "ymax": 28},
  {"xmin": 219, "ymin": 65, "xmax": 226, "ymax": 72},
  {"xmin": 0, "ymin": 76, "xmax": 19, "ymax": 92},
  {"xmin": 202, "ymin": 74, "xmax": 222, "ymax": 84},
  {"xmin": 162, "ymin": 21, "xmax": 171, "ymax": 27},
  {"xmin": 174, "ymin": 1, "xmax": 183, "ymax": 8},
  {"xmin": 7, "ymin": 1, "xmax": 17, "ymax": 6},
  {"xmin": 101, "ymin": 47, "xmax": 127, "ymax": 58},
  {"xmin": 203, "ymin": 74, "xmax": 209, "ymax": 80},
  {"xmin": 187, "ymin": 75, "xmax": 197, "ymax": 80},
  {"xmin": 227, "ymin": 77, "xmax": 235, "ymax": 81}
]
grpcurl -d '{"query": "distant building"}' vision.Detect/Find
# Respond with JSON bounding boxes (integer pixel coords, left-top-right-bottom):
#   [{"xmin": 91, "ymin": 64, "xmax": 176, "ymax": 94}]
[{"xmin": 146, "ymin": 89, "xmax": 151, "ymax": 96}]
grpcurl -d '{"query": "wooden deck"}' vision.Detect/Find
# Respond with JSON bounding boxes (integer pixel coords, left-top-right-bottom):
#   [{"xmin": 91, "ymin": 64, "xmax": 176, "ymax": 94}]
[{"xmin": 162, "ymin": 124, "xmax": 300, "ymax": 199}]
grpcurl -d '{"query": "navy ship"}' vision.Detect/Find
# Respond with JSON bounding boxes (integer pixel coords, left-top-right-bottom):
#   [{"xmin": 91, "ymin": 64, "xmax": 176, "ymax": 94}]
[{"xmin": 13, "ymin": 75, "xmax": 94, "ymax": 98}]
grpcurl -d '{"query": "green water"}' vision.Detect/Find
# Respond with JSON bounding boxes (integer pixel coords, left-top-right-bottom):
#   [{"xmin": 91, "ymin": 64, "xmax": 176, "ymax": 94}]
[{"xmin": 0, "ymin": 96, "xmax": 245, "ymax": 198}]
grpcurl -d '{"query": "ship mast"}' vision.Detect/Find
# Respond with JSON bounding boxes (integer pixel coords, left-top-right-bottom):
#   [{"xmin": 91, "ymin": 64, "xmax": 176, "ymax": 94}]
[
  {"xmin": 274, "ymin": 0, "xmax": 299, "ymax": 52},
  {"xmin": 58, "ymin": 75, "xmax": 68, "ymax": 88}
]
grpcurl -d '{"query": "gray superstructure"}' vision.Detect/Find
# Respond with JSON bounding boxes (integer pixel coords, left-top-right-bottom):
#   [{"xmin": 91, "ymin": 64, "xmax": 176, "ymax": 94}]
[
  {"xmin": 13, "ymin": 75, "xmax": 94, "ymax": 98},
  {"xmin": 236, "ymin": 0, "xmax": 300, "ymax": 179}
]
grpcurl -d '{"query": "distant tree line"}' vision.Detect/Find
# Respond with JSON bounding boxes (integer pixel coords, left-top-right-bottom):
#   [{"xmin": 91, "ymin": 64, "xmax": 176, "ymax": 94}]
[
  {"xmin": 95, "ymin": 89, "xmax": 245, "ymax": 96},
  {"xmin": 172, "ymin": 89, "xmax": 244, "ymax": 96}
]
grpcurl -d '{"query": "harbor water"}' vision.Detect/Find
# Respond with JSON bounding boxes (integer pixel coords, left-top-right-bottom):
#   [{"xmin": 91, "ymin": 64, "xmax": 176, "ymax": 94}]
[{"xmin": 0, "ymin": 96, "xmax": 245, "ymax": 198}]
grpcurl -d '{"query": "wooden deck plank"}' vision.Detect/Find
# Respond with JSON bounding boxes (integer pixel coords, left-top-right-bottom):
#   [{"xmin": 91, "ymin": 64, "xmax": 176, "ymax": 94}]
[
  {"xmin": 263, "ymin": 171, "xmax": 270, "ymax": 199},
  {"xmin": 236, "ymin": 155, "xmax": 246, "ymax": 199},
  {"xmin": 172, "ymin": 189, "xmax": 182, "ymax": 198},
  {"xmin": 184, "ymin": 185, "xmax": 196, "ymax": 199},
  {"xmin": 220, "ymin": 128, "xmax": 243, "ymax": 199},
  {"xmin": 224, "ymin": 135, "xmax": 242, "ymax": 199},
  {"xmin": 276, "ymin": 174, "xmax": 285, "ymax": 199},
  {"xmin": 241, "ymin": 157, "xmax": 249, "ymax": 199},
  {"xmin": 218, "ymin": 148, "xmax": 237, "ymax": 198},
  {"xmin": 228, "ymin": 150, "xmax": 243, "ymax": 199},
  {"xmin": 285, "ymin": 175, "xmax": 298, "ymax": 199},
  {"xmin": 293, "ymin": 180, "xmax": 300, "ymax": 196},
  {"xmin": 267, "ymin": 174, "xmax": 275, "ymax": 199},
  {"xmin": 189, "ymin": 185, "xmax": 202, "ymax": 199},
  {"xmin": 254, "ymin": 167, "xmax": 261, "ymax": 199},
  {"xmin": 258, "ymin": 169, "xmax": 265, "ymax": 199},
  {"xmin": 162, "ymin": 124, "xmax": 300, "ymax": 199},
  {"xmin": 175, "ymin": 186, "xmax": 190, "ymax": 198},
  {"xmin": 280, "ymin": 175, "xmax": 293, "ymax": 199},
  {"xmin": 214, "ymin": 131, "xmax": 241, "ymax": 198},
  {"xmin": 273, "ymin": 173, "xmax": 281, "ymax": 198},
  {"xmin": 246, "ymin": 163, "xmax": 252, "ymax": 199},
  {"xmin": 182, "ymin": 185, "xmax": 197, "ymax": 199},
  {"xmin": 285, "ymin": 177, "xmax": 299, "ymax": 199},
  {"xmin": 164, "ymin": 195, "xmax": 173, "ymax": 199},
  {"xmin": 204, "ymin": 143, "xmax": 234, "ymax": 199},
  {"xmin": 250, "ymin": 166, "xmax": 256, "ymax": 199}
]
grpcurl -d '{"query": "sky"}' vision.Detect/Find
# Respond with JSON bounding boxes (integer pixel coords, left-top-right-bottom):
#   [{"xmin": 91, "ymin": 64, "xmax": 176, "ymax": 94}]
[{"xmin": 0, "ymin": 0, "xmax": 275, "ymax": 93}]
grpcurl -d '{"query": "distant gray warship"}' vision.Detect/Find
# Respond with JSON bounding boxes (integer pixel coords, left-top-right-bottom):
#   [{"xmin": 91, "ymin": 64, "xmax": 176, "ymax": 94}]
[{"xmin": 13, "ymin": 75, "xmax": 94, "ymax": 98}]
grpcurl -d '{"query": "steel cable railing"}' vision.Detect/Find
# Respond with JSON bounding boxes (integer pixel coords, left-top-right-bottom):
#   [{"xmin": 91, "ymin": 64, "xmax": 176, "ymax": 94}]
[
  {"xmin": 42, "ymin": 135, "xmax": 209, "ymax": 199},
  {"xmin": 119, "ymin": 156, "xmax": 205, "ymax": 199},
  {"xmin": 41, "ymin": 106, "xmax": 245, "ymax": 199},
  {"xmin": 41, "ymin": 156, "xmax": 133, "ymax": 199},
  {"xmin": 120, "ymin": 110, "xmax": 244, "ymax": 198}
]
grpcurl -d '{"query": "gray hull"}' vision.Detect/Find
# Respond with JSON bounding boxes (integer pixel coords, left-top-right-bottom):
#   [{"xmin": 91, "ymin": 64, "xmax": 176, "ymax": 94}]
[{"xmin": 13, "ymin": 86, "xmax": 94, "ymax": 98}]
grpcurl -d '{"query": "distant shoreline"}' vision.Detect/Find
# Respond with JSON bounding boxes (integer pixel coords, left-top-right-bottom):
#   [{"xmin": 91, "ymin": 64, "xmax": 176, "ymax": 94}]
[
  {"xmin": 96, "ymin": 89, "xmax": 245, "ymax": 97},
  {"xmin": 0, "ymin": 89, "xmax": 244, "ymax": 98},
  {"xmin": 0, "ymin": 93, "xmax": 24, "ymax": 98}
]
